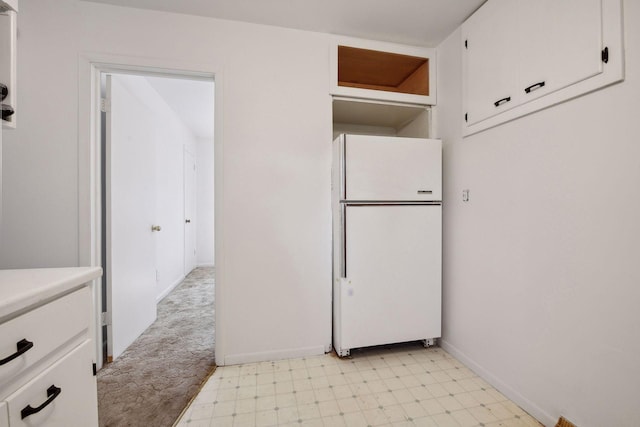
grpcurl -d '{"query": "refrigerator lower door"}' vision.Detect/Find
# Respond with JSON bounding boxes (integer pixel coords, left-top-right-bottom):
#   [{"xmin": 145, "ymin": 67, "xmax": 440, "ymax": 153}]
[{"xmin": 335, "ymin": 204, "xmax": 441, "ymax": 355}]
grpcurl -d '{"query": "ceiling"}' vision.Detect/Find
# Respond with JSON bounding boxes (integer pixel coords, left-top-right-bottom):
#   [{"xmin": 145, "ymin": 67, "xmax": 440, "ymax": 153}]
[
  {"xmin": 84, "ymin": 0, "xmax": 486, "ymax": 47},
  {"xmin": 144, "ymin": 76, "xmax": 214, "ymax": 141}
]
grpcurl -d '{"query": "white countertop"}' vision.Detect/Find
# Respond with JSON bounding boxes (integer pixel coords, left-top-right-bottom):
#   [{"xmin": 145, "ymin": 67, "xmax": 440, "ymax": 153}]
[{"xmin": 0, "ymin": 267, "xmax": 102, "ymax": 321}]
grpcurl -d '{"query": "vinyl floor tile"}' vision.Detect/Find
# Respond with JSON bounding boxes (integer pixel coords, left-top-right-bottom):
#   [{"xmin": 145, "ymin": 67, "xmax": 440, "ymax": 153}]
[{"xmin": 176, "ymin": 343, "xmax": 542, "ymax": 427}]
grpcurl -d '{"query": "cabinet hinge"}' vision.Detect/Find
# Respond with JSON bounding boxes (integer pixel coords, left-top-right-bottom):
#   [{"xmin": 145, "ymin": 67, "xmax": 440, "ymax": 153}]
[
  {"xmin": 601, "ymin": 47, "xmax": 609, "ymax": 63},
  {"xmin": 100, "ymin": 98, "xmax": 111, "ymax": 113},
  {"xmin": 464, "ymin": 113, "xmax": 468, "ymax": 122},
  {"xmin": 464, "ymin": 39, "xmax": 468, "ymax": 49},
  {"xmin": 93, "ymin": 363, "xmax": 97, "ymax": 376}
]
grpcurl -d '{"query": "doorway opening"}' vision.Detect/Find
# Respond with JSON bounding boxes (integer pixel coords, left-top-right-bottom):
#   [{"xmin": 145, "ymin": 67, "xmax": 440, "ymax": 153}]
[
  {"xmin": 92, "ymin": 67, "xmax": 218, "ymax": 425},
  {"xmin": 99, "ymin": 71, "xmax": 215, "ymax": 362}
]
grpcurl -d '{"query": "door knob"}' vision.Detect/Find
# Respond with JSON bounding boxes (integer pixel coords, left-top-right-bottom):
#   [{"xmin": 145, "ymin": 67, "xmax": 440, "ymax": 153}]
[
  {"xmin": 185, "ymin": 219, "xmax": 191, "ymax": 223},
  {"xmin": 151, "ymin": 225, "xmax": 162, "ymax": 232}
]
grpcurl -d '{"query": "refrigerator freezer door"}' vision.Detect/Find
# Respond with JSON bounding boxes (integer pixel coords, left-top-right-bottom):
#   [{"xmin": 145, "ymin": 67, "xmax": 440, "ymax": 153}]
[
  {"xmin": 343, "ymin": 135, "xmax": 441, "ymax": 201},
  {"xmin": 337, "ymin": 204, "xmax": 441, "ymax": 353}
]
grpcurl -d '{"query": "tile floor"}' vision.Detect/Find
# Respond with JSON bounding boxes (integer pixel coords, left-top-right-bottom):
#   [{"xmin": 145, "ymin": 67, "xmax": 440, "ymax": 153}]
[{"xmin": 176, "ymin": 343, "xmax": 541, "ymax": 427}]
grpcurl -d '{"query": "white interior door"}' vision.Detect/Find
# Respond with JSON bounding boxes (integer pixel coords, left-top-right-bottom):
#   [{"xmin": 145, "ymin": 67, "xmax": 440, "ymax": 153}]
[
  {"xmin": 340, "ymin": 204, "xmax": 442, "ymax": 350},
  {"xmin": 184, "ymin": 148, "xmax": 197, "ymax": 274},
  {"xmin": 105, "ymin": 74, "xmax": 158, "ymax": 361}
]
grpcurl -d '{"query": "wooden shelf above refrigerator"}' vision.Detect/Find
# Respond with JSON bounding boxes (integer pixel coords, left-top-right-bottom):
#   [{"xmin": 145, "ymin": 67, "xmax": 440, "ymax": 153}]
[
  {"xmin": 338, "ymin": 46, "xmax": 429, "ymax": 97},
  {"xmin": 330, "ymin": 37, "xmax": 436, "ymax": 106}
]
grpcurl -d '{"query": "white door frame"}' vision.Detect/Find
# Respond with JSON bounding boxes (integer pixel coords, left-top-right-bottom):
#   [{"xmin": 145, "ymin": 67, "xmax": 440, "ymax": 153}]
[{"xmin": 78, "ymin": 53, "xmax": 226, "ymax": 369}]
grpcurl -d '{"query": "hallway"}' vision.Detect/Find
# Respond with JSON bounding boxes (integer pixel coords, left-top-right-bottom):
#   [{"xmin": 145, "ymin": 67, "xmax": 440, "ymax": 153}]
[{"xmin": 97, "ymin": 267, "xmax": 216, "ymax": 426}]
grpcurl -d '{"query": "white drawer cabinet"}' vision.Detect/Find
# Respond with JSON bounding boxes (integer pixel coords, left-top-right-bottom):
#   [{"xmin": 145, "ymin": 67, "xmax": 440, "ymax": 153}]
[
  {"xmin": 0, "ymin": 288, "xmax": 90, "ymax": 386},
  {"xmin": 4, "ymin": 341, "xmax": 97, "ymax": 427},
  {"xmin": 0, "ymin": 268, "xmax": 101, "ymax": 427}
]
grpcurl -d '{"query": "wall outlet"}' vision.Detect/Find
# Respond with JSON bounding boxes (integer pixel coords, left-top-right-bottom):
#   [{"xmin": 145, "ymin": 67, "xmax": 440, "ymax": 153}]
[{"xmin": 462, "ymin": 189, "xmax": 470, "ymax": 202}]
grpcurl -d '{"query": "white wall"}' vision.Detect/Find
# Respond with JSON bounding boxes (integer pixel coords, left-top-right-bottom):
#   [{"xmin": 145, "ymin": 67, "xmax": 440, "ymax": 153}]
[
  {"xmin": 436, "ymin": 1, "xmax": 640, "ymax": 426},
  {"xmin": 196, "ymin": 138, "xmax": 215, "ymax": 267},
  {"xmin": 0, "ymin": 0, "xmax": 332, "ymax": 364}
]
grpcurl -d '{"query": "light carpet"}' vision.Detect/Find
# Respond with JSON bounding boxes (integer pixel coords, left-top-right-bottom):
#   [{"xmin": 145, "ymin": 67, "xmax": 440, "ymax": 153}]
[{"xmin": 97, "ymin": 267, "xmax": 216, "ymax": 427}]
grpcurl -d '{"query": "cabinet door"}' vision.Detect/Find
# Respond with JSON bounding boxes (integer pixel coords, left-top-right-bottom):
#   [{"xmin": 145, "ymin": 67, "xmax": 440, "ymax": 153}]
[
  {"xmin": 463, "ymin": 0, "xmax": 520, "ymax": 125},
  {"xmin": 5, "ymin": 341, "xmax": 98, "ymax": 427},
  {"xmin": 518, "ymin": 0, "xmax": 603, "ymax": 102}
]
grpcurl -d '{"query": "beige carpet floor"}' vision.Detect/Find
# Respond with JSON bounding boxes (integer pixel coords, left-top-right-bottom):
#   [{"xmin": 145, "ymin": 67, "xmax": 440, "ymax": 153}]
[{"xmin": 97, "ymin": 267, "xmax": 216, "ymax": 427}]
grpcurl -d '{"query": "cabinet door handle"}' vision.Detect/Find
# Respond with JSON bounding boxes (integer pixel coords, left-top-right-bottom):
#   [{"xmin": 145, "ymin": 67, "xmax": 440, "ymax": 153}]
[
  {"xmin": 1, "ymin": 103, "xmax": 15, "ymax": 120},
  {"xmin": 494, "ymin": 97, "xmax": 511, "ymax": 107},
  {"xmin": 525, "ymin": 81, "xmax": 546, "ymax": 94},
  {"xmin": 21, "ymin": 385, "xmax": 62, "ymax": 419},
  {"xmin": 0, "ymin": 338, "xmax": 34, "ymax": 366},
  {"xmin": 0, "ymin": 83, "xmax": 7, "ymax": 101}
]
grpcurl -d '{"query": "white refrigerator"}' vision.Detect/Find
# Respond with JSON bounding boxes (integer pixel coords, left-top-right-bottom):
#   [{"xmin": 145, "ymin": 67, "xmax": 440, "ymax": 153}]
[{"xmin": 332, "ymin": 134, "xmax": 442, "ymax": 357}]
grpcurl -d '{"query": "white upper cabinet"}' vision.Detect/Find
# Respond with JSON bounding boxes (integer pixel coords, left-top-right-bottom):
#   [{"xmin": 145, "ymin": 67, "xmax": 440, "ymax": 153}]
[
  {"xmin": 518, "ymin": 0, "xmax": 603, "ymax": 102},
  {"xmin": 462, "ymin": 0, "xmax": 624, "ymax": 136},
  {"xmin": 330, "ymin": 37, "xmax": 436, "ymax": 105},
  {"xmin": 464, "ymin": 0, "xmax": 520, "ymax": 125}
]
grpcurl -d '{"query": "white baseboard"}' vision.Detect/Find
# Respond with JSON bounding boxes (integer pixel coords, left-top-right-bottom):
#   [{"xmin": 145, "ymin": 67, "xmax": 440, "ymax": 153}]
[
  {"xmin": 223, "ymin": 345, "xmax": 327, "ymax": 366},
  {"xmin": 197, "ymin": 263, "xmax": 215, "ymax": 268},
  {"xmin": 156, "ymin": 274, "xmax": 186, "ymax": 303},
  {"xmin": 440, "ymin": 339, "xmax": 555, "ymax": 427}
]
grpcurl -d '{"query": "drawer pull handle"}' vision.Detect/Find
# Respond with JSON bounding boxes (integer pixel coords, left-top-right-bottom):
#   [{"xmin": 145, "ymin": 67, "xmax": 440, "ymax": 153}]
[
  {"xmin": 21, "ymin": 385, "xmax": 62, "ymax": 419},
  {"xmin": 417, "ymin": 190, "xmax": 433, "ymax": 194},
  {"xmin": 0, "ymin": 338, "xmax": 34, "ymax": 366},
  {"xmin": 494, "ymin": 97, "xmax": 511, "ymax": 107}
]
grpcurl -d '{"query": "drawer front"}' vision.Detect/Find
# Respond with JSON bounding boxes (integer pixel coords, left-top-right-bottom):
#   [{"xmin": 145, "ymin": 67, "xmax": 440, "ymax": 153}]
[
  {"xmin": 0, "ymin": 288, "xmax": 90, "ymax": 386},
  {"xmin": 0, "ymin": 402, "xmax": 8, "ymax": 427},
  {"xmin": 5, "ymin": 341, "xmax": 97, "ymax": 427}
]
